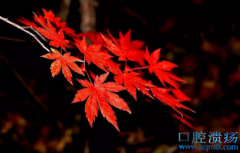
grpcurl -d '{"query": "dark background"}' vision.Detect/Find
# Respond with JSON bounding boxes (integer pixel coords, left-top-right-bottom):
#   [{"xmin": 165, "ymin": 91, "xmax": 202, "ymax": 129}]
[{"xmin": 0, "ymin": 0, "xmax": 240, "ymax": 152}]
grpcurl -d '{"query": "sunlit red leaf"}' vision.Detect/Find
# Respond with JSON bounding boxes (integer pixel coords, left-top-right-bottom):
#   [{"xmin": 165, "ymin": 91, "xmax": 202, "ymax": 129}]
[
  {"xmin": 41, "ymin": 48, "xmax": 84, "ymax": 84},
  {"xmin": 78, "ymin": 31, "xmax": 105, "ymax": 46},
  {"xmin": 100, "ymin": 30, "xmax": 146, "ymax": 65},
  {"xmin": 119, "ymin": 29, "xmax": 145, "ymax": 65},
  {"xmin": 170, "ymin": 88, "xmax": 191, "ymax": 102},
  {"xmin": 75, "ymin": 37, "xmax": 118, "ymax": 72},
  {"xmin": 114, "ymin": 67, "xmax": 154, "ymax": 100},
  {"xmin": 150, "ymin": 86, "xmax": 193, "ymax": 115},
  {"xmin": 145, "ymin": 47, "xmax": 186, "ymax": 90},
  {"xmin": 72, "ymin": 72, "xmax": 131, "ymax": 130},
  {"xmin": 16, "ymin": 17, "xmax": 37, "ymax": 29},
  {"xmin": 36, "ymin": 25, "xmax": 69, "ymax": 50},
  {"xmin": 171, "ymin": 113, "xmax": 195, "ymax": 130},
  {"xmin": 42, "ymin": 9, "xmax": 61, "ymax": 24}
]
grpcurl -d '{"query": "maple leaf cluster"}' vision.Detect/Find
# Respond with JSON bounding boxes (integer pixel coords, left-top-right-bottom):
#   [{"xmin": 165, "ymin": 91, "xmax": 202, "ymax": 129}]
[{"xmin": 17, "ymin": 9, "xmax": 194, "ymax": 131}]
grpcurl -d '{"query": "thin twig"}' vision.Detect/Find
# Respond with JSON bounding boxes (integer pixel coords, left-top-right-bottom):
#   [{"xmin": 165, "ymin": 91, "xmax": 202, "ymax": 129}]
[
  {"xmin": 22, "ymin": 26, "xmax": 47, "ymax": 41},
  {"xmin": 0, "ymin": 35, "xmax": 36, "ymax": 42},
  {"xmin": 0, "ymin": 54, "xmax": 50, "ymax": 113},
  {"xmin": 0, "ymin": 16, "xmax": 50, "ymax": 52},
  {"xmin": 12, "ymin": 69, "xmax": 51, "ymax": 113},
  {"xmin": 85, "ymin": 70, "xmax": 93, "ymax": 84},
  {"xmin": 83, "ymin": 55, "xmax": 86, "ymax": 70},
  {"xmin": 32, "ymin": 12, "xmax": 55, "ymax": 37},
  {"xmin": 0, "ymin": 54, "xmax": 65, "ymax": 132},
  {"xmin": 128, "ymin": 67, "xmax": 148, "ymax": 71},
  {"xmin": 124, "ymin": 7, "xmax": 147, "ymax": 25}
]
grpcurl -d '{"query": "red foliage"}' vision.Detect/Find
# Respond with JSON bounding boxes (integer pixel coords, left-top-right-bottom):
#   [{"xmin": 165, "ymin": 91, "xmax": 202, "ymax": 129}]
[
  {"xmin": 77, "ymin": 31, "xmax": 105, "ymax": 46},
  {"xmin": 17, "ymin": 17, "xmax": 37, "ymax": 28},
  {"xmin": 41, "ymin": 48, "xmax": 84, "ymax": 85},
  {"xmin": 75, "ymin": 37, "xmax": 118, "ymax": 72},
  {"xmin": 145, "ymin": 47, "xmax": 186, "ymax": 90},
  {"xmin": 72, "ymin": 73, "xmax": 131, "ymax": 131},
  {"xmin": 113, "ymin": 67, "xmax": 154, "ymax": 100},
  {"xmin": 100, "ymin": 31, "xmax": 145, "ymax": 65},
  {"xmin": 15, "ymin": 9, "xmax": 194, "ymax": 130}
]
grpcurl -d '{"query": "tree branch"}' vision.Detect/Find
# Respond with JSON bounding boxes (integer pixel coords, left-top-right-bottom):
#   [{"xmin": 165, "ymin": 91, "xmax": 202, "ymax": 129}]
[
  {"xmin": 0, "ymin": 16, "xmax": 50, "ymax": 52},
  {"xmin": 0, "ymin": 35, "xmax": 36, "ymax": 42},
  {"xmin": 22, "ymin": 26, "xmax": 47, "ymax": 41}
]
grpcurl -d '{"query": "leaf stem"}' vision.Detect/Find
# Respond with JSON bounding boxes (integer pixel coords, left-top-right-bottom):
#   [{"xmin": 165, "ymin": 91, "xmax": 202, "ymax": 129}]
[
  {"xmin": 85, "ymin": 70, "xmax": 93, "ymax": 84},
  {"xmin": 0, "ymin": 16, "xmax": 50, "ymax": 52},
  {"xmin": 83, "ymin": 56, "xmax": 93, "ymax": 84},
  {"xmin": 83, "ymin": 55, "xmax": 86, "ymax": 70},
  {"xmin": 128, "ymin": 66, "xmax": 148, "ymax": 71}
]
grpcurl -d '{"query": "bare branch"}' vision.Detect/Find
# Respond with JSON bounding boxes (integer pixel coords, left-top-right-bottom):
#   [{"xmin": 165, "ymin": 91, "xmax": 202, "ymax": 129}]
[
  {"xmin": 22, "ymin": 26, "xmax": 47, "ymax": 41},
  {"xmin": 0, "ymin": 35, "xmax": 36, "ymax": 42},
  {"xmin": 0, "ymin": 54, "xmax": 50, "ymax": 113},
  {"xmin": 0, "ymin": 16, "xmax": 50, "ymax": 52}
]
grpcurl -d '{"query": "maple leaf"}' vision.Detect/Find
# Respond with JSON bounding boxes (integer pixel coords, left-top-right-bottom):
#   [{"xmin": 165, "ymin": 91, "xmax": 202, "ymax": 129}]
[
  {"xmin": 171, "ymin": 112, "xmax": 195, "ymax": 130},
  {"xmin": 119, "ymin": 29, "xmax": 145, "ymax": 50},
  {"xmin": 42, "ymin": 9, "xmax": 61, "ymax": 24},
  {"xmin": 78, "ymin": 31, "xmax": 105, "ymax": 46},
  {"xmin": 113, "ymin": 67, "xmax": 154, "ymax": 100},
  {"xmin": 17, "ymin": 17, "xmax": 37, "ymax": 29},
  {"xmin": 59, "ymin": 25, "xmax": 76, "ymax": 37},
  {"xmin": 150, "ymin": 86, "xmax": 193, "ymax": 115},
  {"xmin": 41, "ymin": 48, "xmax": 84, "ymax": 84},
  {"xmin": 75, "ymin": 37, "xmax": 118, "ymax": 72},
  {"xmin": 32, "ymin": 9, "xmax": 76, "ymax": 37},
  {"xmin": 33, "ymin": 12, "xmax": 69, "ymax": 50},
  {"xmin": 145, "ymin": 47, "xmax": 186, "ymax": 90},
  {"xmin": 72, "ymin": 72, "xmax": 131, "ymax": 131},
  {"xmin": 119, "ymin": 29, "xmax": 145, "ymax": 66},
  {"xmin": 33, "ymin": 13, "xmax": 47, "ymax": 28},
  {"xmin": 36, "ymin": 24, "xmax": 69, "ymax": 50},
  {"xmin": 144, "ymin": 81, "xmax": 194, "ymax": 128},
  {"xmin": 42, "ymin": 9, "xmax": 76, "ymax": 37},
  {"xmin": 170, "ymin": 88, "xmax": 191, "ymax": 102},
  {"xmin": 100, "ymin": 30, "xmax": 145, "ymax": 65}
]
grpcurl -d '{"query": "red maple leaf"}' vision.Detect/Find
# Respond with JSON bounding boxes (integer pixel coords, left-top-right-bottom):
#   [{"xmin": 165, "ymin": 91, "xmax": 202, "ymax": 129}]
[
  {"xmin": 32, "ymin": 12, "xmax": 70, "ymax": 50},
  {"xmin": 78, "ymin": 31, "xmax": 105, "ymax": 46},
  {"xmin": 145, "ymin": 47, "xmax": 186, "ymax": 90},
  {"xmin": 171, "ymin": 112, "xmax": 195, "ymax": 130},
  {"xmin": 150, "ymin": 86, "xmax": 193, "ymax": 115},
  {"xmin": 75, "ymin": 37, "xmax": 118, "ymax": 71},
  {"xmin": 119, "ymin": 29, "xmax": 145, "ymax": 66},
  {"xmin": 119, "ymin": 29, "xmax": 145, "ymax": 50},
  {"xmin": 58, "ymin": 24, "xmax": 76, "ymax": 37},
  {"xmin": 35, "ymin": 9, "xmax": 76, "ymax": 37},
  {"xmin": 113, "ymin": 67, "xmax": 154, "ymax": 100},
  {"xmin": 36, "ymin": 23, "xmax": 69, "ymax": 50},
  {"xmin": 42, "ymin": 9, "xmax": 61, "ymax": 24},
  {"xmin": 42, "ymin": 9, "xmax": 76, "ymax": 37},
  {"xmin": 17, "ymin": 17, "xmax": 37, "ymax": 29},
  {"xmin": 100, "ymin": 31, "xmax": 145, "ymax": 65},
  {"xmin": 41, "ymin": 48, "xmax": 84, "ymax": 84},
  {"xmin": 170, "ymin": 88, "xmax": 191, "ymax": 102},
  {"xmin": 33, "ymin": 13, "xmax": 47, "ymax": 27},
  {"xmin": 72, "ymin": 72, "xmax": 131, "ymax": 131}
]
